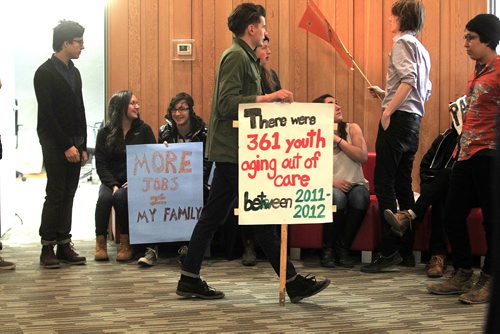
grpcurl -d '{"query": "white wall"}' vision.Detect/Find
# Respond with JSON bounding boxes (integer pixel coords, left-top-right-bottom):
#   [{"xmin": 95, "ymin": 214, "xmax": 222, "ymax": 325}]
[{"xmin": 0, "ymin": 0, "xmax": 106, "ymax": 236}]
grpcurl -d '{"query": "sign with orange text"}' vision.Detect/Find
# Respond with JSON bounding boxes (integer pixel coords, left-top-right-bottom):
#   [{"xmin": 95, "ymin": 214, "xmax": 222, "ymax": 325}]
[
  {"xmin": 126, "ymin": 143, "xmax": 203, "ymax": 244},
  {"xmin": 238, "ymin": 103, "xmax": 333, "ymax": 225}
]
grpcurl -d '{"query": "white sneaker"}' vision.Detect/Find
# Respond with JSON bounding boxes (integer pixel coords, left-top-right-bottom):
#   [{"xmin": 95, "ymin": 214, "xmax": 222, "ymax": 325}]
[{"xmin": 137, "ymin": 247, "xmax": 158, "ymax": 266}]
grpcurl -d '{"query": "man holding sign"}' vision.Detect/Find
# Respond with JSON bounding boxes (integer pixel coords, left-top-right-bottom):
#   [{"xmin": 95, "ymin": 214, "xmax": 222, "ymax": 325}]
[{"xmin": 176, "ymin": 2, "xmax": 330, "ymax": 303}]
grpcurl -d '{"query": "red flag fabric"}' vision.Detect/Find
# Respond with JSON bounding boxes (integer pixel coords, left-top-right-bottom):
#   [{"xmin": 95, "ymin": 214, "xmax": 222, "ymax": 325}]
[{"xmin": 298, "ymin": 0, "xmax": 353, "ymax": 68}]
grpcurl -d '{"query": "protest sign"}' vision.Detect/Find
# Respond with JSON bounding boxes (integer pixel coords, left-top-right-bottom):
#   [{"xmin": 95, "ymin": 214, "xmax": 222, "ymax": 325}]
[
  {"xmin": 126, "ymin": 142, "xmax": 203, "ymax": 244},
  {"xmin": 238, "ymin": 103, "xmax": 334, "ymax": 225}
]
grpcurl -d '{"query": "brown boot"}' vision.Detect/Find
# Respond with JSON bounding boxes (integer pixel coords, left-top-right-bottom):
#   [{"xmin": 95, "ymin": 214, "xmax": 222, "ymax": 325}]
[
  {"xmin": 383, "ymin": 209, "xmax": 412, "ymax": 237},
  {"xmin": 116, "ymin": 234, "xmax": 133, "ymax": 262},
  {"xmin": 427, "ymin": 255, "xmax": 446, "ymax": 278},
  {"xmin": 427, "ymin": 268, "xmax": 473, "ymax": 295},
  {"xmin": 458, "ymin": 271, "xmax": 492, "ymax": 304},
  {"xmin": 95, "ymin": 235, "xmax": 109, "ymax": 261}
]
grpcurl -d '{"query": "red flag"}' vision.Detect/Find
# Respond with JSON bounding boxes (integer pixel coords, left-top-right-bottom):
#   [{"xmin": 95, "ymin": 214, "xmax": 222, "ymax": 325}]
[{"xmin": 298, "ymin": 0, "xmax": 353, "ymax": 68}]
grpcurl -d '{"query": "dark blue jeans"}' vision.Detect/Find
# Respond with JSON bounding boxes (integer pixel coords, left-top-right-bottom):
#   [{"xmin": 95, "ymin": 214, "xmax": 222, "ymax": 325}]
[
  {"xmin": 39, "ymin": 145, "xmax": 81, "ymax": 245},
  {"xmin": 444, "ymin": 155, "xmax": 494, "ymax": 274},
  {"xmin": 374, "ymin": 111, "xmax": 421, "ymax": 256},
  {"xmin": 181, "ymin": 162, "xmax": 297, "ymax": 280}
]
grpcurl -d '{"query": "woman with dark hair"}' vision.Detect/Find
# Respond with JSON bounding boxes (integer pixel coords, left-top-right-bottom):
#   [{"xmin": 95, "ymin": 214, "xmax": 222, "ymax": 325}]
[
  {"xmin": 94, "ymin": 90, "xmax": 156, "ymax": 262},
  {"xmin": 313, "ymin": 94, "xmax": 369, "ymax": 268},
  {"xmin": 158, "ymin": 92, "xmax": 213, "ymax": 265},
  {"xmin": 159, "ymin": 92, "xmax": 212, "ymax": 199},
  {"xmin": 256, "ymin": 35, "xmax": 281, "ymax": 94}
]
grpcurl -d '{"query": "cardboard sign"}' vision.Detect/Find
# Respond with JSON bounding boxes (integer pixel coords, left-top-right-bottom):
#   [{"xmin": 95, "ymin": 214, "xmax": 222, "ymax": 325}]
[
  {"xmin": 238, "ymin": 102, "xmax": 334, "ymax": 225},
  {"xmin": 126, "ymin": 143, "xmax": 203, "ymax": 244}
]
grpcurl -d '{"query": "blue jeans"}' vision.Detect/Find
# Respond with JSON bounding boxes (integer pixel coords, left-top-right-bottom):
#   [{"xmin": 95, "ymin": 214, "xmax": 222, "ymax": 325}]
[{"xmin": 324, "ymin": 185, "xmax": 369, "ymax": 248}]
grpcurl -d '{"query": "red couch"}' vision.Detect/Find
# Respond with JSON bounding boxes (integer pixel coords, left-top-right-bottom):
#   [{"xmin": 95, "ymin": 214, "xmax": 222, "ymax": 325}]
[{"xmin": 289, "ymin": 152, "xmax": 487, "ymax": 261}]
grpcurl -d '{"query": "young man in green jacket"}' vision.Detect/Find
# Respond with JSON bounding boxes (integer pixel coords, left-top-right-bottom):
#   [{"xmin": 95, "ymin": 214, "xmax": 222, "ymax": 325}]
[{"xmin": 176, "ymin": 2, "xmax": 330, "ymax": 303}]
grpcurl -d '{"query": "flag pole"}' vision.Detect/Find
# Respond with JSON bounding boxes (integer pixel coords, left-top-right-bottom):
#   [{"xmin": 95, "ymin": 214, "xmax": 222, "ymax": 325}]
[{"xmin": 306, "ymin": 0, "xmax": 375, "ymax": 89}]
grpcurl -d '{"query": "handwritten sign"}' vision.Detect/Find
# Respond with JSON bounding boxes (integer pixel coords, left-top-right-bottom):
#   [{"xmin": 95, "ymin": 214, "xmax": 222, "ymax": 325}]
[
  {"xmin": 126, "ymin": 143, "xmax": 203, "ymax": 244},
  {"xmin": 449, "ymin": 95, "xmax": 468, "ymax": 135},
  {"xmin": 238, "ymin": 103, "xmax": 333, "ymax": 225}
]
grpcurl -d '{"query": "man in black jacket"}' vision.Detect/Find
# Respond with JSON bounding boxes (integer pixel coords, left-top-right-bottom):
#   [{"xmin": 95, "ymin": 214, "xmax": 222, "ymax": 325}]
[{"xmin": 34, "ymin": 20, "xmax": 87, "ymax": 268}]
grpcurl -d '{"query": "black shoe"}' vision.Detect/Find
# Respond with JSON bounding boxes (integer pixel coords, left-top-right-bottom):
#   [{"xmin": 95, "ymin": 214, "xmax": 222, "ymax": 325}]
[
  {"xmin": 360, "ymin": 251, "xmax": 402, "ymax": 273},
  {"xmin": 176, "ymin": 279, "xmax": 225, "ymax": 300},
  {"xmin": 241, "ymin": 241, "xmax": 257, "ymax": 266},
  {"xmin": 40, "ymin": 245, "xmax": 61, "ymax": 269},
  {"xmin": 335, "ymin": 247, "xmax": 355, "ymax": 268},
  {"xmin": 56, "ymin": 242, "xmax": 86, "ymax": 265},
  {"xmin": 399, "ymin": 253, "xmax": 416, "ymax": 267},
  {"xmin": 320, "ymin": 248, "xmax": 336, "ymax": 268},
  {"xmin": 286, "ymin": 274, "xmax": 331, "ymax": 303}
]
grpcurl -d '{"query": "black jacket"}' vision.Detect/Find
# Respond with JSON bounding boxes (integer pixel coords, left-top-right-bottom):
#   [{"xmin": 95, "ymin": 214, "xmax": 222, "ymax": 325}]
[
  {"xmin": 95, "ymin": 119, "xmax": 156, "ymax": 188},
  {"xmin": 34, "ymin": 58, "xmax": 87, "ymax": 151},
  {"xmin": 158, "ymin": 114, "xmax": 213, "ymax": 191},
  {"xmin": 420, "ymin": 127, "xmax": 458, "ymax": 184}
]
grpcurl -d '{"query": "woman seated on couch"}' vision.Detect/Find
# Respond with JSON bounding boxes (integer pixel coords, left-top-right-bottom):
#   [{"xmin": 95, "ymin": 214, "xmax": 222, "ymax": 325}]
[{"xmin": 314, "ymin": 94, "xmax": 369, "ymax": 268}]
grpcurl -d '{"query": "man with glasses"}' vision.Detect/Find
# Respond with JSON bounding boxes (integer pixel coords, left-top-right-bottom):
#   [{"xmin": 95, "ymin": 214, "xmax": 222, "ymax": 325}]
[
  {"xmin": 34, "ymin": 20, "xmax": 87, "ymax": 269},
  {"xmin": 426, "ymin": 14, "xmax": 499, "ymax": 304}
]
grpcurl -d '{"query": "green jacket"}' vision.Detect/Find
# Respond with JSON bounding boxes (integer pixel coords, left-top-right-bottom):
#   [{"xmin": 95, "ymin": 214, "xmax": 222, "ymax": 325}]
[{"xmin": 206, "ymin": 38, "xmax": 263, "ymax": 163}]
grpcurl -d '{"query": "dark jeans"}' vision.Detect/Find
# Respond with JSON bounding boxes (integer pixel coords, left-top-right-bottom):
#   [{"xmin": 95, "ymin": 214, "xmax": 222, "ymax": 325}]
[
  {"xmin": 181, "ymin": 162, "xmax": 297, "ymax": 280},
  {"xmin": 374, "ymin": 111, "xmax": 421, "ymax": 256},
  {"xmin": 444, "ymin": 155, "xmax": 494, "ymax": 274},
  {"xmin": 94, "ymin": 184, "xmax": 129, "ymax": 236},
  {"xmin": 39, "ymin": 145, "xmax": 81, "ymax": 245},
  {"xmin": 412, "ymin": 169, "xmax": 451, "ymax": 255}
]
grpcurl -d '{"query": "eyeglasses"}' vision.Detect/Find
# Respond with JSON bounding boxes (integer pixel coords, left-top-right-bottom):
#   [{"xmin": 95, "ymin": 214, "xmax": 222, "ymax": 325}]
[
  {"xmin": 130, "ymin": 101, "xmax": 140, "ymax": 106},
  {"xmin": 463, "ymin": 34, "xmax": 479, "ymax": 42},
  {"xmin": 173, "ymin": 107, "xmax": 190, "ymax": 113},
  {"xmin": 72, "ymin": 39, "xmax": 84, "ymax": 46}
]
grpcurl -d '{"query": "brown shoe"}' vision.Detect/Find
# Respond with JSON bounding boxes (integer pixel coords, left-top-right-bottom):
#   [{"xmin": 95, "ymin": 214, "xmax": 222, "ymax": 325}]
[
  {"xmin": 95, "ymin": 235, "xmax": 109, "ymax": 261},
  {"xmin": 384, "ymin": 209, "xmax": 412, "ymax": 237},
  {"xmin": 427, "ymin": 255, "xmax": 446, "ymax": 278},
  {"xmin": 427, "ymin": 268, "xmax": 473, "ymax": 295},
  {"xmin": 458, "ymin": 272, "xmax": 492, "ymax": 304},
  {"xmin": 40, "ymin": 245, "xmax": 61, "ymax": 269},
  {"xmin": 116, "ymin": 234, "xmax": 133, "ymax": 262},
  {"xmin": 0, "ymin": 257, "xmax": 16, "ymax": 270},
  {"xmin": 57, "ymin": 242, "xmax": 86, "ymax": 265}
]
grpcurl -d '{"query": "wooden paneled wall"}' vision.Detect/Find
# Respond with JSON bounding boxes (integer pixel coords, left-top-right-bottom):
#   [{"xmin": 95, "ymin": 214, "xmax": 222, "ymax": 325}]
[{"xmin": 107, "ymin": 0, "xmax": 487, "ymax": 190}]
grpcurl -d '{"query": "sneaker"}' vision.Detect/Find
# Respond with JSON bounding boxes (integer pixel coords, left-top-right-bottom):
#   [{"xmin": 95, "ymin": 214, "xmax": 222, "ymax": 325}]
[
  {"xmin": 360, "ymin": 251, "xmax": 402, "ymax": 273},
  {"xmin": 286, "ymin": 274, "xmax": 331, "ymax": 303},
  {"xmin": 400, "ymin": 253, "xmax": 416, "ymax": 267},
  {"xmin": 384, "ymin": 209, "xmax": 412, "ymax": 237},
  {"xmin": 177, "ymin": 245, "xmax": 188, "ymax": 265},
  {"xmin": 0, "ymin": 257, "xmax": 15, "ymax": 270},
  {"xmin": 320, "ymin": 248, "xmax": 336, "ymax": 268},
  {"xmin": 427, "ymin": 255, "xmax": 446, "ymax": 278},
  {"xmin": 176, "ymin": 278, "xmax": 225, "ymax": 299},
  {"xmin": 427, "ymin": 268, "xmax": 473, "ymax": 295},
  {"xmin": 458, "ymin": 271, "xmax": 492, "ymax": 304},
  {"xmin": 56, "ymin": 242, "xmax": 86, "ymax": 265},
  {"xmin": 137, "ymin": 247, "xmax": 158, "ymax": 267},
  {"xmin": 40, "ymin": 245, "xmax": 61, "ymax": 269}
]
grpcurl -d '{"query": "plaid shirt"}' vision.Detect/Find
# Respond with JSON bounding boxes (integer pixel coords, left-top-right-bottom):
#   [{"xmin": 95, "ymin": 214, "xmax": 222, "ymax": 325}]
[{"xmin": 458, "ymin": 56, "xmax": 500, "ymax": 161}]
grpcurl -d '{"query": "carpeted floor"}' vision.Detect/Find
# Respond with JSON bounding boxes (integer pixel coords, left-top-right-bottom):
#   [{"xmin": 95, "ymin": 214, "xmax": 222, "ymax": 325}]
[{"xmin": 0, "ymin": 177, "xmax": 489, "ymax": 333}]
